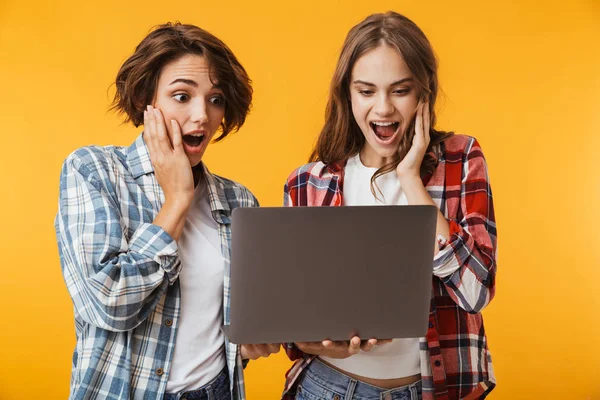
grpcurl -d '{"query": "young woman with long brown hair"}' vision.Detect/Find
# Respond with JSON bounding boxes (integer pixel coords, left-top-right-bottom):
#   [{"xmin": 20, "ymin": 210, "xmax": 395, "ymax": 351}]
[{"xmin": 281, "ymin": 11, "xmax": 497, "ymax": 400}]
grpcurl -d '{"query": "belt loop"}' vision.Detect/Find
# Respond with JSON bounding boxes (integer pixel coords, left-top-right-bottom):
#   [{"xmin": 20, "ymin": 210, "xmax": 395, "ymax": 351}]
[
  {"xmin": 410, "ymin": 384, "xmax": 419, "ymax": 400},
  {"xmin": 345, "ymin": 378, "xmax": 357, "ymax": 399}
]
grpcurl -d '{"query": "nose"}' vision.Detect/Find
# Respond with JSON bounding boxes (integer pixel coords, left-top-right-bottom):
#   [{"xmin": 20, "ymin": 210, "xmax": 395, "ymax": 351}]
[
  {"xmin": 190, "ymin": 98, "xmax": 209, "ymax": 125},
  {"xmin": 373, "ymin": 93, "xmax": 394, "ymax": 117}
]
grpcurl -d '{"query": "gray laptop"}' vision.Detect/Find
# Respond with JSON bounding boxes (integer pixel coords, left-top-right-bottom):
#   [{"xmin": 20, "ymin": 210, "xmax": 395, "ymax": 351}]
[{"xmin": 222, "ymin": 205, "xmax": 437, "ymax": 345}]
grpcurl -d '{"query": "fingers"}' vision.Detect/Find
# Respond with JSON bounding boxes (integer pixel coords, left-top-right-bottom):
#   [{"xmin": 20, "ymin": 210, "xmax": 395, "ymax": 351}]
[
  {"xmin": 414, "ymin": 101, "xmax": 430, "ymax": 150},
  {"xmin": 144, "ymin": 107, "xmax": 159, "ymax": 154},
  {"xmin": 153, "ymin": 107, "xmax": 173, "ymax": 152},
  {"xmin": 348, "ymin": 336, "xmax": 361, "ymax": 355},
  {"xmin": 266, "ymin": 343, "xmax": 281, "ymax": 354},
  {"xmin": 170, "ymin": 119, "xmax": 184, "ymax": 153},
  {"xmin": 360, "ymin": 338, "xmax": 378, "ymax": 352},
  {"xmin": 143, "ymin": 110, "xmax": 155, "ymax": 156},
  {"xmin": 423, "ymin": 102, "xmax": 431, "ymax": 144},
  {"xmin": 240, "ymin": 344, "xmax": 267, "ymax": 360},
  {"xmin": 247, "ymin": 344, "xmax": 264, "ymax": 359},
  {"xmin": 298, "ymin": 338, "xmax": 374, "ymax": 358},
  {"xmin": 414, "ymin": 102, "xmax": 423, "ymax": 140},
  {"xmin": 295, "ymin": 341, "xmax": 322, "ymax": 355},
  {"xmin": 255, "ymin": 344, "xmax": 271, "ymax": 358},
  {"xmin": 242, "ymin": 343, "xmax": 281, "ymax": 360}
]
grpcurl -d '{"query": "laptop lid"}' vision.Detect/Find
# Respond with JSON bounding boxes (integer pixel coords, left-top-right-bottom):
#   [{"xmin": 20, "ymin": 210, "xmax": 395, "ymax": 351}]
[{"xmin": 222, "ymin": 205, "xmax": 437, "ymax": 344}]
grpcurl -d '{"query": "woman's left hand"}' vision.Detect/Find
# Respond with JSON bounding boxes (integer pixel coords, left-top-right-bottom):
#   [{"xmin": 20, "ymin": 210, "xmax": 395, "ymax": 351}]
[
  {"xmin": 396, "ymin": 101, "xmax": 430, "ymax": 181},
  {"xmin": 240, "ymin": 343, "xmax": 281, "ymax": 360}
]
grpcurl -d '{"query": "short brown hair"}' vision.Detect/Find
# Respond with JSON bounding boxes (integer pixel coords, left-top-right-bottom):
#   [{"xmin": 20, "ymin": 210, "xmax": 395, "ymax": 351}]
[
  {"xmin": 110, "ymin": 22, "xmax": 252, "ymax": 142},
  {"xmin": 311, "ymin": 11, "xmax": 452, "ymax": 179}
]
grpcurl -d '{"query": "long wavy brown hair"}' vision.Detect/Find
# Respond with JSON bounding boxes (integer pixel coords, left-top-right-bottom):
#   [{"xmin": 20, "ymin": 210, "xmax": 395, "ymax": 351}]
[{"xmin": 310, "ymin": 11, "xmax": 453, "ymax": 190}]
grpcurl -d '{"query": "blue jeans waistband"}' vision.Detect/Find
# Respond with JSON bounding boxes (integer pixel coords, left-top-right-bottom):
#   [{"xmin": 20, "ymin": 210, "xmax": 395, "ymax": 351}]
[
  {"xmin": 297, "ymin": 358, "xmax": 422, "ymax": 400},
  {"xmin": 163, "ymin": 366, "xmax": 230, "ymax": 400}
]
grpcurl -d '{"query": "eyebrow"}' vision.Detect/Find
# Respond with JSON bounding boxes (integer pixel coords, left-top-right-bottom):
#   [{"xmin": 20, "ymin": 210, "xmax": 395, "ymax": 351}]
[
  {"xmin": 353, "ymin": 78, "xmax": 414, "ymax": 87},
  {"xmin": 168, "ymin": 78, "xmax": 222, "ymax": 91},
  {"xmin": 168, "ymin": 78, "xmax": 198, "ymax": 87}
]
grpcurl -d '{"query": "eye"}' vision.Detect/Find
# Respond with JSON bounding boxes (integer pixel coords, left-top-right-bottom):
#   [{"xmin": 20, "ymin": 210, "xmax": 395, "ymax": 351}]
[
  {"xmin": 358, "ymin": 90, "xmax": 374, "ymax": 97},
  {"xmin": 210, "ymin": 95, "xmax": 225, "ymax": 106},
  {"xmin": 393, "ymin": 88, "xmax": 411, "ymax": 95},
  {"xmin": 173, "ymin": 93, "xmax": 190, "ymax": 103}
]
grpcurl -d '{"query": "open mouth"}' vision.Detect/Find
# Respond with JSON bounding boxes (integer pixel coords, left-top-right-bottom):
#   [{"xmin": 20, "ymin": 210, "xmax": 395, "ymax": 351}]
[
  {"xmin": 182, "ymin": 134, "xmax": 205, "ymax": 148},
  {"xmin": 370, "ymin": 121, "xmax": 400, "ymax": 141}
]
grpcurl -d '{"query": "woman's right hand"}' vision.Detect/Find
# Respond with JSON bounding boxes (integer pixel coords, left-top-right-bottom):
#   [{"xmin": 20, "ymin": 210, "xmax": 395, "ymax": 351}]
[
  {"xmin": 295, "ymin": 337, "xmax": 392, "ymax": 359},
  {"xmin": 144, "ymin": 105, "xmax": 194, "ymax": 209},
  {"xmin": 144, "ymin": 105, "xmax": 194, "ymax": 241}
]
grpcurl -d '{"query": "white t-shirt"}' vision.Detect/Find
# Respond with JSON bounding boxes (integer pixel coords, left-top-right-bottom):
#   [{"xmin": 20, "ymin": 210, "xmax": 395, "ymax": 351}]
[
  {"xmin": 319, "ymin": 153, "xmax": 421, "ymax": 379},
  {"xmin": 166, "ymin": 182, "xmax": 226, "ymax": 392}
]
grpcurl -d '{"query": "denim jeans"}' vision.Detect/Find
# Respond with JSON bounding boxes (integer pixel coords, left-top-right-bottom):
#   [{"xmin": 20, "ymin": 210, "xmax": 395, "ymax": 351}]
[
  {"xmin": 163, "ymin": 367, "xmax": 231, "ymax": 400},
  {"xmin": 295, "ymin": 358, "xmax": 422, "ymax": 400}
]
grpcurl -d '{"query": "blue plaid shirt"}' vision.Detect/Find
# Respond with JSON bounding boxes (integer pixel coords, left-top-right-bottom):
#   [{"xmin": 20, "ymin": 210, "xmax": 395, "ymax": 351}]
[{"xmin": 55, "ymin": 134, "xmax": 258, "ymax": 400}]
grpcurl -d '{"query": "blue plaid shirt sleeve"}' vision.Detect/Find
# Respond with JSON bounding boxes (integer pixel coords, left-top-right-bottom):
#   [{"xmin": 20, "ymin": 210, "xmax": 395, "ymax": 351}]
[{"xmin": 56, "ymin": 150, "xmax": 181, "ymax": 332}]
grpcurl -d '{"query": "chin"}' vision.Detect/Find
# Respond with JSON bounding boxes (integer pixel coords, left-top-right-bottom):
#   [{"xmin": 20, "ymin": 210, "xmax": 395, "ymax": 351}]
[{"xmin": 187, "ymin": 156, "xmax": 203, "ymax": 167}]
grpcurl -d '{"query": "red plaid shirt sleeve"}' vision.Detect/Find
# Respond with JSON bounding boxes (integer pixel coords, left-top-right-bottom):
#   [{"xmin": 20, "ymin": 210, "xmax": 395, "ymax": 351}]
[{"xmin": 431, "ymin": 137, "xmax": 497, "ymax": 314}]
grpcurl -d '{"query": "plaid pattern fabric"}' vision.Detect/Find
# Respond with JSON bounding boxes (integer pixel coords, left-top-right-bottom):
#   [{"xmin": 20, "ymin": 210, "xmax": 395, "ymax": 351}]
[
  {"xmin": 281, "ymin": 134, "xmax": 497, "ymax": 400},
  {"xmin": 55, "ymin": 134, "xmax": 258, "ymax": 400}
]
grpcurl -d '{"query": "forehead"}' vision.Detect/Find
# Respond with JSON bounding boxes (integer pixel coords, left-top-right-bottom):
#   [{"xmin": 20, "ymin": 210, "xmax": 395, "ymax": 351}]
[
  {"xmin": 158, "ymin": 53, "xmax": 215, "ymax": 83},
  {"xmin": 351, "ymin": 44, "xmax": 412, "ymax": 83}
]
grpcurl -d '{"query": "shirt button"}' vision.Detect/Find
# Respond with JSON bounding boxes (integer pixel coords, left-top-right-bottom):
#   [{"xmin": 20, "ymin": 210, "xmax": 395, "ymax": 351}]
[
  {"xmin": 165, "ymin": 319, "xmax": 173, "ymax": 327},
  {"xmin": 333, "ymin": 395, "xmax": 341, "ymax": 400},
  {"xmin": 156, "ymin": 368, "xmax": 164, "ymax": 376},
  {"xmin": 434, "ymin": 360, "xmax": 441, "ymax": 367}
]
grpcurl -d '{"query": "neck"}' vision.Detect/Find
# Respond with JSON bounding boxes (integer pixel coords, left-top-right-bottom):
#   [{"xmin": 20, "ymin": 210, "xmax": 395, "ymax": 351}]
[
  {"xmin": 359, "ymin": 148, "xmax": 393, "ymax": 169},
  {"xmin": 192, "ymin": 163, "xmax": 204, "ymax": 187}
]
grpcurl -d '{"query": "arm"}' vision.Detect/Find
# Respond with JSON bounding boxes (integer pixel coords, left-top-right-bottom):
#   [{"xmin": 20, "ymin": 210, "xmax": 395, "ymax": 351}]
[
  {"xmin": 401, "ymin": 176, "xmax": 450, "ymax": 255},
  {"xmin": 56, "ymin": 108, "xmax": 195, "ymax": 331},
  {"xmin": 398, "ymin": 104, "xmax": 497, "ymax": 314},
  {"xmin": 56, "ymin": 154, "xmax": 182, "ymax": 332},
  {"xmin": 430, "ymin": 139, "xmax": 496, "ymax": 313},
  {"xmin": 401, "ymin": 141, "xmax": 496, "ymax": 313}
]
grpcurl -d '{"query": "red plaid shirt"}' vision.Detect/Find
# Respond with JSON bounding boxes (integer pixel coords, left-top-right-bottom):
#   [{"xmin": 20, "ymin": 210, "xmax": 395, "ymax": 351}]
[{"xmin": 281, "ymin": 135, "xmax": 497, "ymax": 400}]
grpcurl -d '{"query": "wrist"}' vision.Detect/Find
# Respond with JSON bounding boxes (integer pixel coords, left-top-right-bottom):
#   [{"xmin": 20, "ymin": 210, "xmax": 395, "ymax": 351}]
[
  {"xmin": 162, "ymin": 197, "xmax": 192, "ymax": 216},
  {"xmin": 397, "ymin": 173, "xmax": 422, "ymax": 186}
]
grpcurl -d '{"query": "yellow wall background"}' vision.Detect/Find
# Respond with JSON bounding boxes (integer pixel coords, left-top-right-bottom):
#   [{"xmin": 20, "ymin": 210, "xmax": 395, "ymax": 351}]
[{"xmin": 1, "ymin": 0, "xmax": 598, "ymax": 399}]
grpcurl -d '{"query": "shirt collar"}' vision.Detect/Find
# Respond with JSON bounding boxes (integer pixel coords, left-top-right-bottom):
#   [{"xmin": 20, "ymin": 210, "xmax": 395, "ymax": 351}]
[
  {"xmin": 126, "ymin": 133, "xmax": 154, "ymax": 179},
  {"xmin": 321, "ymin": 160, "xmax": 346, "ymax": 179},
  {"xmin": 126, "ymin": 132, "xmax": 231, "ymax": 221},
  {"xmin": 201, "ymin": 163, "xmax": 231, "ymax": 216}
]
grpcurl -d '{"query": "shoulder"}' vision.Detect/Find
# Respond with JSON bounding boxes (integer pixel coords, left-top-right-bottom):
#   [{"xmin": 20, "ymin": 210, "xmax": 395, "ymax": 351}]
[
  {"xmin": 61, "ymin": 144, "xmax": 124, "ymax": 179},
  {"xmin": 285, "ymin": 161, "xmax": 335, "ymax": 186},
  {"xmin": 439, "ymin": 134, "xmax": 490, "ymax": 184},
  {"xmin": 211, "ymin": 174, "xmax": 259, "ymax": 207},
  {"xmin": 441, "ymin": 134, "xmax": 487, "ymax": 160}
]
